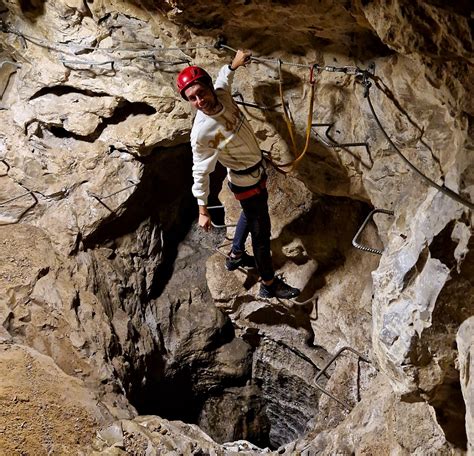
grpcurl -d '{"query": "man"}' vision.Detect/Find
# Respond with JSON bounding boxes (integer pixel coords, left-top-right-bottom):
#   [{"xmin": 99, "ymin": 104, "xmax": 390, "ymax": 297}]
[{"xmin": 176, "ymin": 50, "xmax": 300, "ymax": 299}]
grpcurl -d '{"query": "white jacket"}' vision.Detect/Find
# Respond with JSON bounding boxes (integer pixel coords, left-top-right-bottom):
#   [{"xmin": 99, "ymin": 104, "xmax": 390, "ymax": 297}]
[{"xmin": 191, "ymin": 65, "xmax": 263, "ymax": 206}]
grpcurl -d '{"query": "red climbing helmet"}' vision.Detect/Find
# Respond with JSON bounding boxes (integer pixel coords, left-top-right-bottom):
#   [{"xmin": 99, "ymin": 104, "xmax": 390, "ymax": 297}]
[{"xmin": 176, "ymin": 66, "xmax": 213, "ymax": 100}]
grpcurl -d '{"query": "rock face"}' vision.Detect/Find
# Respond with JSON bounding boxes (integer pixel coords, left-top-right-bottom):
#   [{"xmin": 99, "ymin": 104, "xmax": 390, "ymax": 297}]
[
  {"xmin": 293, "ymin": 373, "xmax": 461, "ymax": 456},
  {"xmin": 0, "ymin": 0, "xmax": 472, "ymax": 454},
  {"xmin": 457, "ymin": 317, "xmax": 474, "ymax": 454}
]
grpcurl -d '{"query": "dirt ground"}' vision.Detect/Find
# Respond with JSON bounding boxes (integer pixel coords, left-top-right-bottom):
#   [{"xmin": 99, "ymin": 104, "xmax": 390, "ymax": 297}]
[{"xmin": 0, "ymin": 343, "xmax": 103, "ymax": 456}]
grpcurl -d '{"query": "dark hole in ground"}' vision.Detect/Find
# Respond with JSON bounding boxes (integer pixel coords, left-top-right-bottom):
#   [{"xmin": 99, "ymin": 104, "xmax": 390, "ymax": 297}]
[
  {"xmin": 89, "ymin": 146, "xmax": 271, "ymax": 448},
  {"xmin": 84, "ymin": 144, "xmax": 374, "ymax": 451}
]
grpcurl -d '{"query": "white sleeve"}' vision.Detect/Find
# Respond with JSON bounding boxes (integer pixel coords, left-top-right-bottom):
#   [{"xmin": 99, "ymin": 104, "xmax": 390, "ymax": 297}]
[
  {"xmin": 191, "ymin": 137, "xmax": 219, "ymax": 206},
  {"xmin": 214, "ymin": 64, "xmax": 235, "ymax": 93}
]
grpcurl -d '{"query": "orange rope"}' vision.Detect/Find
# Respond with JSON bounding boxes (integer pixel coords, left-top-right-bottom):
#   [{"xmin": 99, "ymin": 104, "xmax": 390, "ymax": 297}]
[
  {"xmin": 278, "ymin": 59, "xmax": 298, "ymax": 159},
  {"xmin": 267, "ymin": 63, "xmax": 317, "ymax": 174}
]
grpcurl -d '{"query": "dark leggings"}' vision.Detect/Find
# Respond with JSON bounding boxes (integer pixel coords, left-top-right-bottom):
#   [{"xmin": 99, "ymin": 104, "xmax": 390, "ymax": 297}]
[{"xmin": 231, "ymin": 189, "xmax": 274, "ymax": 281}]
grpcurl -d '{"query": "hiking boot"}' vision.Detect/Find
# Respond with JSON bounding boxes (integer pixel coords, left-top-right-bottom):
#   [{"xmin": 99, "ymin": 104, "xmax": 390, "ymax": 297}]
[
  {"xmin": 225, "ymin": 251, "xmax": 256, "ymax": 271},
  {"xmin": 259, "ymin": 276, "xmax": 300, "ymax": 299}
]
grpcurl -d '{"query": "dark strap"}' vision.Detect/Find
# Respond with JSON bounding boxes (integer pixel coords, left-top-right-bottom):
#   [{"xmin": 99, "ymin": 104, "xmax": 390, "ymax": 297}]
[{"xmin": 231, "ymin": 159, "xmax": 263, "ymax": 175}]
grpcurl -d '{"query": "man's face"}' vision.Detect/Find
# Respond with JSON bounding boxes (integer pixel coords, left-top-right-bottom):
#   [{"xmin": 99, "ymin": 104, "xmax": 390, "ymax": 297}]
[{"xmin": 184, "ymin": 82, "xmax": 219, "ymax": 115}]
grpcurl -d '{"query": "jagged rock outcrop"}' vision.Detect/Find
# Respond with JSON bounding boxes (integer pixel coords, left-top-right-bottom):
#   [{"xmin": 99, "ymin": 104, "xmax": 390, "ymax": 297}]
[
  {"xmin": 457, "ymin": 317, "xmax": 474, "ymax": 453},
  {"xmin": 0, "ymin": 0, "xmax": 472, "ymax": 454},
  {"xmin": 92, "ymin": 416, "xmax": 273, "ymax": 455}
]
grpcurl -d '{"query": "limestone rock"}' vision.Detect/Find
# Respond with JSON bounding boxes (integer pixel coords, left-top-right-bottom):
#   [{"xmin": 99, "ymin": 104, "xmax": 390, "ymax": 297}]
[
  {"xmin": 457, "ymin": 317, "xmax": 474, "ymax": 454},
  {"xmin": 311, "ymin": 247, "xmax": 376, "ymax": 351},
  {"xmin": 93, "ymin": 415, "xmax": 273, "ymax": 455},
  {"xmin": 11, "ymin": 92, "xmax": 120, "ymax": 136},
  {"xmin": 372, "ymin": 193, "xmax": 467, "ymax": 395},
  {"xmin": 0, "ymin": 0, "xmax": 472, "ymax": 454},
  {"xmin": 293, "ymin": 374, "xmax": 461, "ymax": 455}
]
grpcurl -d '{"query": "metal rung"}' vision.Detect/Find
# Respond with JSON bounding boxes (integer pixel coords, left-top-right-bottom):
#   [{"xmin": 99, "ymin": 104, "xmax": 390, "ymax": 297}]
[
  {"xmin": 352, "ymin": 208, "xmax": 394, "ymax": 255},
  {"xmin": 0, "ymin": 187, "xmax": 38, "ymax": 225},
  {"xmin": 233, "ymin": 92, "xmax": 281, "ymax": 112},
  {"xmin": 0, "ymin": 190, "xmax": 36, "ymax": 206},
  {"xmin": 88, "ymin": 179, "xmax": 138, "ymax": 213},
  {"xmin": 0, "ymin": 159, "xmax": 10, "ymax": 176},
  {"xmin": 261, "ymin": 335, "xmax": 370, "ymax": 411},
  {"xmin": 312, "ymin": 122, "xmax": 373, "ymax": 168},
  {"xmin": 313, "ymin": 346, "xmax": 371, "ymax": 410},
  {"xmin": 207, "ymin": 204, "xmax": 237, "ymax": 228}
]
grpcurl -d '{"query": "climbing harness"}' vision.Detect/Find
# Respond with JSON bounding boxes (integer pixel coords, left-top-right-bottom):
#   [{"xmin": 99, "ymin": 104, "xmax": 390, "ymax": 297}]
[
  {"xmin": 230, "ymin": 159, "xmax": 263, "ymax": 176},
  {"xmin": 216, "ymin": 38, "xmax": 474, "ymax": 212},
  {"xmin": 229, "ymin": 177, "xmax": 267, "ymax": 201},
  {"xmin": 352, "ymin": 209, "xmax": 394, "ymax": 255},
  {"xmin": 217, "ymin": 37, "xmax": 360, "ymax": 175}
]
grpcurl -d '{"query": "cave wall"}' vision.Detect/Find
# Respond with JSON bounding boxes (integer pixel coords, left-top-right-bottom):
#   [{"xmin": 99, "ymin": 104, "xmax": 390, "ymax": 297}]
[{"xmin": 0, "ymin": 0, "xmax": 472, "ymax": 454}]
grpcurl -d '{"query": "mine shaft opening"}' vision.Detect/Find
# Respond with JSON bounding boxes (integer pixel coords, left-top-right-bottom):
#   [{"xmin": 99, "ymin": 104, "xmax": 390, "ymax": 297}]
[
  {"xmin": 121, "ymin": 154, "xmax": 274, "ymax": 448},
  {"xmin": 99, "ymin": 143, "xmax": 381, "ymax": 450},
  {"xmin": 82, "ymin": 134, "xmax": 386, "ymax": 451}
]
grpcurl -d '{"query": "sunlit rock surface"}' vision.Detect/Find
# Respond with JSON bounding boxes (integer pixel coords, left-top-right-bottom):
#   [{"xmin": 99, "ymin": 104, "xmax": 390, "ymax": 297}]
[{"xmin": 0, "ymin": 0, "xmax": 472, "ymax": 454}]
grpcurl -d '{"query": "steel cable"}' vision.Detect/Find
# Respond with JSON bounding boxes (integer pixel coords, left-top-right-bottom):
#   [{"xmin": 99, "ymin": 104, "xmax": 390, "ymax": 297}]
[
  {"xmin": 1, "ymin": 22, "xmax": 214, "ymax": 61},
  {"xmin": 366, "ymin": 86, "xmax": 473, "ymax": 211},
  {"xmin": 217, "ymin": 42, "xmax": 311, "ymax": 68},
  {"xmin": 3, "ymin": 23, "xmax": 471, "ymax": 210}
]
